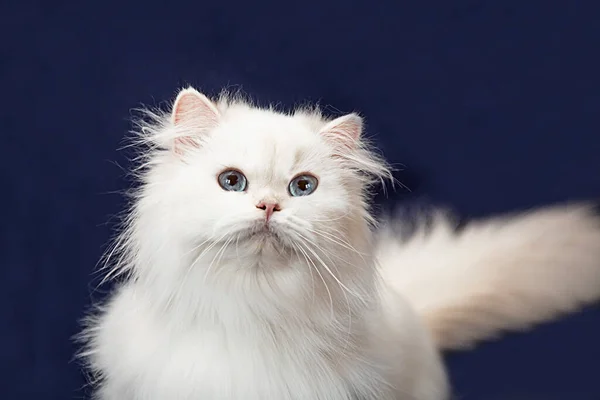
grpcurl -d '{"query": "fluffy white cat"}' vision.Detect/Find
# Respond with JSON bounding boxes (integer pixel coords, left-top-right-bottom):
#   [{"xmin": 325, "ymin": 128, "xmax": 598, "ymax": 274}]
[{"xmin": 79, "ymin": 87, "xmax": 600, "ymax": 400}]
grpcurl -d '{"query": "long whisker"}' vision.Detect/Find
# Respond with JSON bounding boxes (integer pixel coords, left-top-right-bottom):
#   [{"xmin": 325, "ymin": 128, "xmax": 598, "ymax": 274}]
[
  {"xmin": 290, "ymin": 242, "xmax": 315, "ymax": 302},
  {"xmin": 183, "ymin": 234, "xmax": 220, "ymax": 257},
  {"xmin": 210, "ymin": 233, "xmax": 242, "ymax": 283},
  {"xmin": 295, "ymin": 240, "xmax": 334, "ymax": 319},
  {"xmin": 164, "ymin": 231, "xmax": 228, "ymax": 308},
  {"xmin": 311, "ymin": 229, "xmax": 367, "ymax": 260},
  {"xmin": 295, "ymin": 236, "xmax": 354, "ymax": 357},
  {"xmin": 202, "ymin": 233, "xmax": 235, "ymax": 284},
  {"xmin": 294, "ymin": 233, "xmax": 364, "ymax": 300},
  {"xmin": 292, "ymin": 230, "xmax": 359, "ymax": 273},
  {"xmin": 165, "ymin": 229, "xmax": 231, "ymax": 309},
  {"xmin": 287, "ymin": 215, "xmax": 367, "ymax": 258},
  {"xmin": 306, "ymin": 211, "xmax": 352, "ymax": 223}
]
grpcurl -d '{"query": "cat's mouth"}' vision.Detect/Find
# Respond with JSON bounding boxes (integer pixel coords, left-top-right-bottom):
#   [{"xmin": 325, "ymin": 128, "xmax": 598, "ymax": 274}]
[
  {"xmin": 241, "ymin": 221, "xmax": 287, "ymax": 246},
  {"xmin": 253, "ymin": 223, "xmax": 280, "ymax": 239}
]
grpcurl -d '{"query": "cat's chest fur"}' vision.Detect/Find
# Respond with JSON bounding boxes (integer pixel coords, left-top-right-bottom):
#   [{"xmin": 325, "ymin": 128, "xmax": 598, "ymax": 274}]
[{"xmin": 92, "ymin": 285, "xmax": 393, "ymax": 400}]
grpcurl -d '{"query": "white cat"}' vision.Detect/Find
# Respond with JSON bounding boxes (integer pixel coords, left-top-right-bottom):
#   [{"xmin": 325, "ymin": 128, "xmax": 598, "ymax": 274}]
[{"xmin": 78, "ymin": 87, "xmax": 600, "ymax": 400}]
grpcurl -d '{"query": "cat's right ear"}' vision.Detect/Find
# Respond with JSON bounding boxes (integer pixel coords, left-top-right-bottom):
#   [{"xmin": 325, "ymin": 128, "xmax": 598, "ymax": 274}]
[{"xmin": 171, "ymin": 87, "xmax": 220, "ymax": 153}]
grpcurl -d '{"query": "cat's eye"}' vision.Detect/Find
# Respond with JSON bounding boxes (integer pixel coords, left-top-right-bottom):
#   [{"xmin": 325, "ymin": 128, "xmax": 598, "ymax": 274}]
[
  {"xmin": 288, "ymin": 174, "xmax": 318, "ymax": 197},
  {"xmin": 218, "ymin": 169, "xmax": 247, "ymax": 192}
]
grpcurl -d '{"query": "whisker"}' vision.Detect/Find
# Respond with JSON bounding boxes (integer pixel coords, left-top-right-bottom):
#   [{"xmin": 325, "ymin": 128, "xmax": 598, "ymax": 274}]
[
  {"xmin": 310, "ymin": 229, "xmax": 368, "ymax": 260},
  {"xmin": 290, "ymin": 242, "xmax": 316, "ymax": 302},
  {"xmin": 295, "ymin": 236, "xmax": 354, "ymax": 357},
  {"xmin": 295, "ymin": 241, "xmax": 334, "ymax": 319},
  {"xmin": 202, "ymin": 232, "xmax": 235, "ymax": 284},
  {"xmin": 295, "ymin": 234, "xmax": 362, "ymax": 299},
  {"xmin": 306, "ymin": 211, "xmax": 352, "ymax": 223},
  {"xmin": 165, "ymin": 231, "xmax": 228, "ymax": 308},
  {"xmin": 286, "ymin": 215, "xmax": 367, "ymax": 258},
  {"xmin": 164, "ymin": 229, "xmax": 230, "ymax": 308}
]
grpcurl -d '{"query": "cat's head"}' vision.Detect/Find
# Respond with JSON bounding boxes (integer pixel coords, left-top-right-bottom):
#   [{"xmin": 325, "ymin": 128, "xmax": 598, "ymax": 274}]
[{"xmin": 121, "ymin": 88, "xmax": 390, "ymax": 302}]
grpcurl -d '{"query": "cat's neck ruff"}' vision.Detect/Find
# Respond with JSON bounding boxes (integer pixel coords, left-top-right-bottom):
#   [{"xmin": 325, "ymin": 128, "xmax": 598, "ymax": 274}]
[{"xmin": 133, "ymin": 238, "xmax": 379, "ymax": 334}]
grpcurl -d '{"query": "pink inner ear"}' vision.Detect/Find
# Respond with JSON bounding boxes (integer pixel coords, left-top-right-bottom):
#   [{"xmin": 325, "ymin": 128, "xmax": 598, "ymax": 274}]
[
  {"xmin": 173, "ymin": 95, "xmax": 202, "ymax": 126},
  {"xmin": 320, "ymin": 114, "xmax": 363, "ymax": 151},
  {"xmin": 172, "ymin": 90, "xmax": 219, "ymax": 128},
  {"xmin": 170, "ymin": 89, "xmax": 220, "ymax": 154}
]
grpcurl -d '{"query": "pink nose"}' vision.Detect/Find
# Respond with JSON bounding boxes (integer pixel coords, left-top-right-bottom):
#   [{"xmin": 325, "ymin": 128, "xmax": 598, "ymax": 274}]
[{"xmin": 256, "ymin": 201, "xmax": 281, "ymax": 221}]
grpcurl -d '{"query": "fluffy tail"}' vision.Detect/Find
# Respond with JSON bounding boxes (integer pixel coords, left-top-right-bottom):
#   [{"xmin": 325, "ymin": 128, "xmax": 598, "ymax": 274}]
[{"xmin": 377, "ymin": 203, "xmax": 600, "ymax": 351}]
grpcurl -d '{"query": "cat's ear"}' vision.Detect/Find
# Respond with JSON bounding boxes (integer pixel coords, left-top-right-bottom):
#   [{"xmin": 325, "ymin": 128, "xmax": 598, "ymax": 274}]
[
  {"xmin": 319, "ymin": 113, "xmax": 363, "ymax": 151},
  {"xmin": 171, "ymin": 87, "xmax": 220, "ymax": 153}
]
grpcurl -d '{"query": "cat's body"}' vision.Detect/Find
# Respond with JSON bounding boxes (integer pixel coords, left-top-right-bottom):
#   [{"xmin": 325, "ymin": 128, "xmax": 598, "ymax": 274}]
[
  {"xmin": 91, "ymin": 279, "xmax": 446, "ymax": 400},
  {"xmin": 79, "ymin": 88, "xmax": 600, "ymax": 400}
]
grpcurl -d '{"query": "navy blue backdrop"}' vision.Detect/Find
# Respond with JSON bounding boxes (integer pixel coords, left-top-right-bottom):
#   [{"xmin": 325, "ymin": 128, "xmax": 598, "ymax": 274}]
[{"xmin": 2, "ymin": 1, "xmax": 599, "ymax": 399}]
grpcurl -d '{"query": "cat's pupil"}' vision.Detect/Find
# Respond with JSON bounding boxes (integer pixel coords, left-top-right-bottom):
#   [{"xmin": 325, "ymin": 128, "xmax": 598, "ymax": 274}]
[
  {"xmin": 298, "ymin": 180, "xmax": 309, "ymax": 191},
  {"xmin": 227, "ymin": 174, "xmax": 238, "ymax": 186}
]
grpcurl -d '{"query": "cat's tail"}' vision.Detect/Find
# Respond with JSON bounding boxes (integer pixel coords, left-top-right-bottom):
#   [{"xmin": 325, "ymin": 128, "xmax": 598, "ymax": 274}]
[{"xmin": 377, "ymin": 203, "xmax": 600, "ymax": 351}]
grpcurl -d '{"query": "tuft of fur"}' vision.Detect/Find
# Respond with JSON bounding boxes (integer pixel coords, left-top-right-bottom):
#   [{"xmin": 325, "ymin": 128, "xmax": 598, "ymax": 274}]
[{"xmin": 378, "ymin": 204, "xmax": 600, "ymax": 350}]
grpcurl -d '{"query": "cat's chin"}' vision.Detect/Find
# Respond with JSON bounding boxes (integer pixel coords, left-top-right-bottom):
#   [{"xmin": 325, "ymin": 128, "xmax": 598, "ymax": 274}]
[
  {"xmin": 239, "ymin": 223, "xmax": 294, "ymax": 253},
  {"xmin": 251, "ymin": 226, "xmax": 284, "ymax": 244}
]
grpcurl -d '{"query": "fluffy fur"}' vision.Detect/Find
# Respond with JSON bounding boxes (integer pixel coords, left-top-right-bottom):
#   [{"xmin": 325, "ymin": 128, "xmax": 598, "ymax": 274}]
[
  {"xmin": 78, "ymin": 87, "xmax": 600, "ymax": 400},
  {"xmin": 377, "ymin": 205, "xmax": 600, "ymax": 350}
]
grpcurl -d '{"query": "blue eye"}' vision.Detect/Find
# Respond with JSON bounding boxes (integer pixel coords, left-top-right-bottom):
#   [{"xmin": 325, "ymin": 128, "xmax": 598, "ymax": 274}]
[
  {"xmin": 288, "ymin": 174, "xmax": 318, "ymax": 197},
  {"xmin": 218, "ymin": 169, "xmax": 247, "ymax": 192}
]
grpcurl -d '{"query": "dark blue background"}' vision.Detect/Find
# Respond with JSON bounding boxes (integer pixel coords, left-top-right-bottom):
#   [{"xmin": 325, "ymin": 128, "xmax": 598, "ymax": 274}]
[{"xmin": 2, "ymin": 1, "xmax": 599, "ymax": 399}]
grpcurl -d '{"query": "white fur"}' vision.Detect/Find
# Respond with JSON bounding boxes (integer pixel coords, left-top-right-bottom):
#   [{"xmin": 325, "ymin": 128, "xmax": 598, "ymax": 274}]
[
  {"xmin": 378, "ymin": 205, "xmax": 600, "ymax": 350},
  {"xmin": 78, "ymin": 87, "xmax": 600, "ymax": 400}
]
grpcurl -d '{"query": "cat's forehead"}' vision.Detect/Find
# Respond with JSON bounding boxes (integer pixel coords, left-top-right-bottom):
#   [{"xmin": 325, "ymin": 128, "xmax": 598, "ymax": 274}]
[
  {"xmin": 220, "ymin": 107, "xmax": 319, "ymax": 140},
  {"xmin": 208, "ymin": 108, "xmax": 327, "ymax": 170}
]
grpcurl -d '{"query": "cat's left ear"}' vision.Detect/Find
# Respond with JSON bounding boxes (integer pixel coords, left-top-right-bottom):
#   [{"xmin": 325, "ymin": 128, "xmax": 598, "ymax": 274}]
[
  {"xmin": 319, "ymin": 113, "xmax": 363, "ymax": 151},
  {"xmin": 171, "ymin": 87, "xmax": 220, "ymax": 153}
]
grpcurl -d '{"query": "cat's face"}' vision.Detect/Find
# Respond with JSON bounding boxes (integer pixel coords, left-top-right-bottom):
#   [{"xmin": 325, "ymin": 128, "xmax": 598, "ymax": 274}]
[
  {"xmin": 133, "ymin": 88, "xmax": 387, "ymax": 289},
  {"xmin": 164, "ymin": 106, "xmax": 356, "ymax": 259}
]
